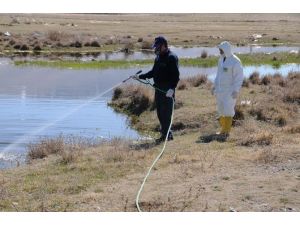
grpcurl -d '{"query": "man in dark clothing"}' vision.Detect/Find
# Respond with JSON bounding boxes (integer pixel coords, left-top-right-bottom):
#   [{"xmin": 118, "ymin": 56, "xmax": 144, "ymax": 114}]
[{"xmin": 134, "ymin": 36, "xmax": 180, "ymax": 142}]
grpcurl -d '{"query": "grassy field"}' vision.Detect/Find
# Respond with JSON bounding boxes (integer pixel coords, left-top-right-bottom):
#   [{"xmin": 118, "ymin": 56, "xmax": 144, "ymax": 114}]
[
  {"xmin": 0, "ymin": 72, "xmax": 299, "ymax": 212},
  {"xmin": 1, "ymin": 14, "xmax": 300, "ymax": 55},
  {"xmin": 14, "ymin": 52, "xmax": 300, "ymax": 69}
]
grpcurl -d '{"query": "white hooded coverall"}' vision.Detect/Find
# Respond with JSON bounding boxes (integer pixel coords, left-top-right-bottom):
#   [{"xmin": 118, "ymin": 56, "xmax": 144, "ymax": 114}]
[{"xmin": 214, "ymin": 41, "xmax": 244, "ymax": 117}]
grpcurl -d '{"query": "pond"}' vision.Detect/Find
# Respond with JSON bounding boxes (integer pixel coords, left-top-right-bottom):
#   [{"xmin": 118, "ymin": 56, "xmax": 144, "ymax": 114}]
[
  {"xmin": 0, "ymin": 58, "xmax": 299, "ymax": 168},
  {"xmin": 7, "ymin": 45, "xmax": 300, "ymax": 61}
]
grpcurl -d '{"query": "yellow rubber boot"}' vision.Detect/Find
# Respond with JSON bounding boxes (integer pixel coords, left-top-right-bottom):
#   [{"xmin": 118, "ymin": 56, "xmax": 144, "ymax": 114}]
[
  {"xmin": 223, "ymin": 117, "xmax": 233, "ymax": 134},
  {"xmin": 216, "ymin": 116, "xmax": 226, "ymax": 134}
]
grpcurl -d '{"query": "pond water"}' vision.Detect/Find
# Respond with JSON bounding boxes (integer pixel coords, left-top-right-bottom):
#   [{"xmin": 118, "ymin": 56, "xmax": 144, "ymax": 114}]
[
  {"xmin": 7, "ymin": 45, "xmax": 300, "ymax": 61},
  {"xmin": 0, "ymin": 58, "xmax": 299, "ymax": 169}
]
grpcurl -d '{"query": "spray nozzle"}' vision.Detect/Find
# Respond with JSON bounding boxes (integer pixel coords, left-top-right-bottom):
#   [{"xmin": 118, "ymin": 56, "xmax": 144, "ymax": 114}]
[{"xmin": 122, "ymin": 70, "xmax": 143, "ymax": 83}]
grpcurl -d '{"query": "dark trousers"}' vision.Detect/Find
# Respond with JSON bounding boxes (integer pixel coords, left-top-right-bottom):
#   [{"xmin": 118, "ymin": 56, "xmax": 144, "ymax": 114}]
[{"xmin": 155, "ymin": 89, "xmax": 174, "ymax": 136}]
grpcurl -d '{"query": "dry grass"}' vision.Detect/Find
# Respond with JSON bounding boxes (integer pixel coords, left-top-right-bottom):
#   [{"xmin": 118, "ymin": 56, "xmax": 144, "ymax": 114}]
[
  {"xmin": 27, "ymin": 136, "xmax": 65, "ymax": 160},
  {"xmin": 141, "ymin": 41, "xmax": 152, "ymax": 49},
  {"xmin": 283, "ymin": 86, "xmax": 300, "ymax": 104},
  {"xmin": 186, "ymin": 75, "xmax": 208, "ymax": 87},
  {"xmin": 47, "ymin": 30, "xmax": 67, "ymax": 42},
  {"xmin": 1, "ymin": 71, "xmax": 299, "ymax": 212},
  {"xmin": 243, "ymin": 73, "xmax": 300, "ymax": 127},
  {"xmin": 255, "ymin": 148, "xmax": 278, "ymax": 164},
  {"xmin": 240, "ymin": 131, "xmax": 273, "ymax": 146},
  {"xmin": 177, "ymin": 80, "xmax": 189, "ymax": 90},
  {"xmin": 26, "ymin": 135, "xmax": 101, "ymax": 163},
  {"xmin": 283, "ymin": 125, "xmax": 300, "ymax": 134},
  {"xmin": 177, "ymin": 74, "xmax": 209, "ymax": 90},
  {"xmin": 1, "ymin": 14, "xmax": 299, "ymax": 52}
]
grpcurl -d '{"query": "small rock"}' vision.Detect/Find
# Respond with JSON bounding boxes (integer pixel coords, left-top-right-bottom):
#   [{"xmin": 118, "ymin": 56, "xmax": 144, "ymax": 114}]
[
  {"xmin": 289, "ymin": 50, "xmax": 298, "ymax": 54},
  {"xmin": 229, "ymin": 207, "xmax": 237, "ymax": 212},
  {"xmin": 4, "ymin": 31, "xmax": 11, "ymax": 36},
  {"xmin": 252, "ymin": 34, "xmax": 262, "ymax": 39},
  {"xmin": 241, "ymin": 100, "xmax": 251, "ymax": 105},
  {"xmin": 286, "ymin": 207, "xmax": 296, "ymax": 211}
]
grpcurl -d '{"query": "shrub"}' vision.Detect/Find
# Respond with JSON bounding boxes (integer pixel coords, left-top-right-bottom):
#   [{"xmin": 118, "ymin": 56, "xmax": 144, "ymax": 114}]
[
  {"xmin": 111, "ymin": 85, "xmax": 154, "ymax": 116},
  {"xmin": 242, "ymin": 79, "xmax": 249, "ymax": 88},
  {"xmin": 123, "ymin": 42, "xmax": 134, "ymax": 52},
  {"xmin": 20, "ymin": 44, "xmax": 29, "ymax": 51},
  {"xmin": 234, "ymin": 105, "xmax": 245, "ymax": 121},
  {"xmin": 33, "ymin": 45, "xmax": 42, "ymax": 51},
  {"xmin": 141, "ymin": 41, "xmax": 152, "ymax": 49},
  {"xmin": 200, "ymin": 50, "xmax": 208, "ymax": 58},
  {"xmin": 275, "ymin": 115, "xmax": 287, "ymax": 127},
  {"xmin": 249, "ymin": 106, "xmax": 269, "ymax": 121},
  {"xmin": 56, "ymin": 42, "xmax": 64, "ymax": 47},
  {"xmin": 47, "ymin": 30, "xmax": 64, "ymax": 42},
  {"xmin": 9, "ymin": 39, "xmax": 16, "ymax": 46},
  {"xmin": 112, "ymin": 87, "xmax": 123, "ymax": 100},
  {"xmin": 60, "ymin": 150, "xmax": 79, "ymax": 164},
  {"xmin": 261, "ymin": 75, "xmax": 272, "ymax": 85},
  {"xmin": 172, "ymin": 121, "xmax": 186, "ymax": 131},
  {"xmin": 26, "ymin": 135, "xmax": 99, "ymax": 162},
  {"xmin": 27, "ymin": 136, "xmax": 64, "ymax": 160},
  {"xmin": 240, "ymin": 131, "xmax": 273, "ymax": 146},
  {"xmin": 249, "ymin": 72, "xmax": 260, "ymax": 84},
  {"xmin": 127, "ymin": 93, "xmax": 152, "ymax": 115},
  {"xmin": 90, "ymin": 40, "xmax": 100, "ymax": 47},
  {"xmin": 13, "ymin": 44, "xmax": 21, "ymax": 49},
  {"xmin": 287, "ymin": 72, "xmax": 298, "ymax": 80},
  {"xmin": 177, "ymin": 80, "xmax": 188, "ymax": 90},
  {"xmin": 283, "ymin": 86, "xmax": 300, "ymax": 104},
  {"xmin": 272, "ymin": 73, "xmax": 287, "ymax": 87},
  {"xmin": 187, "ymin": 75, "xmax": 208, "ymax": 87},
  {"xmin": 70, "ymin": 41, "xmax": 82, "ymax": 48}
]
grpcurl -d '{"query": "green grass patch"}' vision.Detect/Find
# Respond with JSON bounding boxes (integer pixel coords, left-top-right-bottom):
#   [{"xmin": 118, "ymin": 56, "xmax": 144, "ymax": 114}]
[
  {"xmin": 14, "ymin": 52, "xmax": 300, "ymax": 69},
  {"xmin": 181, "ymin": 52, "xmax": 300, "ymax": 67},
  {"xmin": 14, "ymin": 59, "xmax": 153, "ymax": 69}
]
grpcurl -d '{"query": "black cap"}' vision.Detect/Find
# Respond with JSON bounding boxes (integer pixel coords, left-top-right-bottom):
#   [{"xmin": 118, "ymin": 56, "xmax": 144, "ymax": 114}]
[{"xmin": 152, "ymin": 36, "xmax": 168, "ymax": 48}]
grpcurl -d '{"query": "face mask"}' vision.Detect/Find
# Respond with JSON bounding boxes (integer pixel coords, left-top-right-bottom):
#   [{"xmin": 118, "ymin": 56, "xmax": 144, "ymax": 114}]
[
  {"xmin": 154, "ymin": 46, "xmax": 161, "ymax": 56},
  {"xmin": 219, "ymin": 48, "xmax": 224, "ymax": 56}
]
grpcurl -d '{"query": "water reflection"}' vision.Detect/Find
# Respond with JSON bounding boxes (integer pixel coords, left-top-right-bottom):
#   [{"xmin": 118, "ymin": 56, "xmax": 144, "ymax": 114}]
[{"xmin": 5, "ymin": 45, "xmax": 299, "ymax": 62}]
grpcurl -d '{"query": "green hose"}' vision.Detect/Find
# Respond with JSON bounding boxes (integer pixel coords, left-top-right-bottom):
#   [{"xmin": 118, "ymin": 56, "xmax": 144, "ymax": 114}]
[{"xmin": 133, "ymin": 77, "xmax": 175, "ymax": 212}]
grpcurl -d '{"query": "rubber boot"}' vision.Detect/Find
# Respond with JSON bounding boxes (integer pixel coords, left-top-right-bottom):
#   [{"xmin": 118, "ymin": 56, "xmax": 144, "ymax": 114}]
[
  {"xmin": 223, "ymin": 117, "xmax": 233, "ymax": 134},
  {"xmin": 216, "ymin": 116, "xmax": 225, "ymax": 135}
]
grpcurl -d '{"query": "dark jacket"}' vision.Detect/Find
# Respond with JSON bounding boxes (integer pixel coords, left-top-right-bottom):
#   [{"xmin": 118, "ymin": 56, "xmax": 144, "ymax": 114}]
[{"xmin": 139, "ymin": 50, "xmax": 180, "ymax": 90}]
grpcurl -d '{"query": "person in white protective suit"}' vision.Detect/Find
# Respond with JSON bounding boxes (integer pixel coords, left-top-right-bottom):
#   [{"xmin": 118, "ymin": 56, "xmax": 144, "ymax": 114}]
[{"xmin": 211, "ymin": 41, "xmax": 244, "ymax": 136}]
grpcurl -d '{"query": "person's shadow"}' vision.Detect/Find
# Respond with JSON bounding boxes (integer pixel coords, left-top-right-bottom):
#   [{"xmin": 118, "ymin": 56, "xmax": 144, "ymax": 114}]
[{"xmin": 196, "ymin": 133, "xmax": 228, "ymax": 143}]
